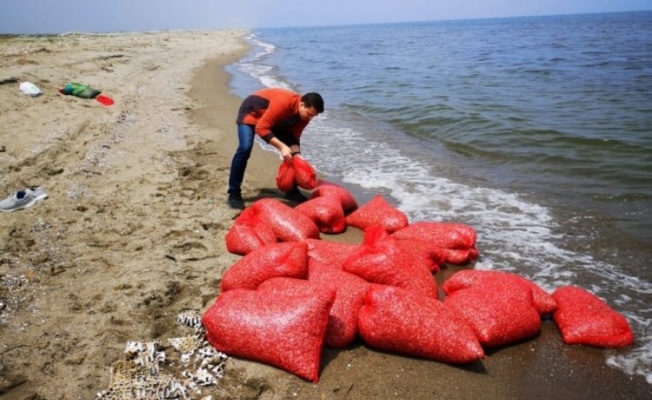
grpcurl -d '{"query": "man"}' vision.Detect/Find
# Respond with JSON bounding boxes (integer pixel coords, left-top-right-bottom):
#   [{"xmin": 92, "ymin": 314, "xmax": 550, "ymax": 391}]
[{"xmin": 227, "ymin": 88, "xmax": 324, "ymax": 210}]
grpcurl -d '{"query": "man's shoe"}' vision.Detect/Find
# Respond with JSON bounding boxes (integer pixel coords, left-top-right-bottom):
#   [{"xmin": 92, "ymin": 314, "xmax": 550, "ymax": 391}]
[
  {"xmin": 0, "ymin": 186, "xmax": 48, "ymax": 212},
  {"xmin": 285, "ymin": 188, "xmax": 308, "ymax": 203},
  {"xmin": 227, "ymin": 193, "xmax": 245, "ymax": 210}
]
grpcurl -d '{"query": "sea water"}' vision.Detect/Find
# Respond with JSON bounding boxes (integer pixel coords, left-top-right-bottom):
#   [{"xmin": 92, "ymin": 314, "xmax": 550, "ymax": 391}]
[{"xmin": 226, "ymin": 11, "xmax": 652, "ymax": 383}]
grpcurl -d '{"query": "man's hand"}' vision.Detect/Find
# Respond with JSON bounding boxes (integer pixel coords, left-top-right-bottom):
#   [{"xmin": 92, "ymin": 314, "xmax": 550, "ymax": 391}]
[
  {"xmin": 269, "ymin": 137, "xmax": 293, "ymax": 161},
  {"xmin": 280, "ymin": 146, "xmax": 293, "ymax": 162}
]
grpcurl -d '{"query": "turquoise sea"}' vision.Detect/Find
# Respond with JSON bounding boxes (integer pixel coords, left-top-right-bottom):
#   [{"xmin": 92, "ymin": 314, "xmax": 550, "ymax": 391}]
[{"xmin": 226, "ymin": 11, "xmax": 652, "ymax": 383}]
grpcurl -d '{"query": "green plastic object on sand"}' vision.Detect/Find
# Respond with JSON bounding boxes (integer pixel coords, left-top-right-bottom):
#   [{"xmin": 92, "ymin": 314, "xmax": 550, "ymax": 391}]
[
  {"xmin": 58, "ymin": 82, "xmax": 114, "ymax": 105},
  {"xmin": 59, "ymin": 82, "xmax": 102, "ymax": 99}
]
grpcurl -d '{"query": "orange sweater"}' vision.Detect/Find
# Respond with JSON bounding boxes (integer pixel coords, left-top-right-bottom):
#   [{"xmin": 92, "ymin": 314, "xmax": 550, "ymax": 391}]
[{"xmin": 236, "ymin": 88, "xmax": 309, "ymax": 145}]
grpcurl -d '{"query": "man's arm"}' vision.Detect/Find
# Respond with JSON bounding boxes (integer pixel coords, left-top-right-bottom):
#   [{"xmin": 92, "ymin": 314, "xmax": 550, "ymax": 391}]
[{"xmin": 255, "ymin": 96, "xmax": 294, "ymax": 140}]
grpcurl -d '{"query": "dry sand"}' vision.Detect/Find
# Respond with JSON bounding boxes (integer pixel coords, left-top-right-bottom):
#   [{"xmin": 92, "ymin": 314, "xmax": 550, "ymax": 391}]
[{"xmin": 0, "ymin": 31, "xmax": 650, "ymax": 400}]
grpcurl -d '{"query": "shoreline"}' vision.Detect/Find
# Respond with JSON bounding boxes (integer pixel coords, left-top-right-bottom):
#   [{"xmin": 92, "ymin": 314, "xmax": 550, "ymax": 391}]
[
  {"xmin": 0, "ymin": 30, "xmax": 649, "ymax": 399},
  {"xmin": 188, "ymin": 42, "xmax": 650, "ymax": 399}
]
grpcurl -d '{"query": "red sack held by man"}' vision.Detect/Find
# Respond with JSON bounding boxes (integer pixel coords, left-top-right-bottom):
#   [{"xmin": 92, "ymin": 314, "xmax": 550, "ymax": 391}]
[
  {"xmin": 292, "ymin": 156, "xmax": 318, "ymax": 190},
  {"xmin": 276, "ymin": 161, "xmax": 296, "ymax": 193}
]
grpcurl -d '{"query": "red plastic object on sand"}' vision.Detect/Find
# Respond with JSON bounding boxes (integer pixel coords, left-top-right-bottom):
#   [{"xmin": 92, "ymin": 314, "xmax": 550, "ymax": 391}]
[{"xmin": 95, "ymin": 94, "xmax": 114, "ymax": 106}]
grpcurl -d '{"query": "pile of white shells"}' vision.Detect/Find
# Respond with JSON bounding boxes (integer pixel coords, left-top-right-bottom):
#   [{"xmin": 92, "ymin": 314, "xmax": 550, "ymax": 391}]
[{"xmin": 96, "ymin": 311, "xmax": 228, "ymax": 399}]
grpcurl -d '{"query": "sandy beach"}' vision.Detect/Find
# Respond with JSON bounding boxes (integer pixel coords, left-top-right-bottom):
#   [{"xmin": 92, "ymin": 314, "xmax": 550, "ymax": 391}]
[{"xmin": 0, "ymin": 30, "xmax": 650, "ymax": 400}]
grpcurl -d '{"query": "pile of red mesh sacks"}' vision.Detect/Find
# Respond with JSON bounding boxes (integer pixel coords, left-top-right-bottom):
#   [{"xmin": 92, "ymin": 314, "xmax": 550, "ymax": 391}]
[{"xmin": 204, "ymin": 178, "xmax": 635, "ymax": 382}]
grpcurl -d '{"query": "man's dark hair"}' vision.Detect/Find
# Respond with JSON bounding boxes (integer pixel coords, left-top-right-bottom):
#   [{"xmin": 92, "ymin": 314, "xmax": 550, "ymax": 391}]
[{"xmin": 301, "ymin": 92, "xmax": 324, "ymax": 113}]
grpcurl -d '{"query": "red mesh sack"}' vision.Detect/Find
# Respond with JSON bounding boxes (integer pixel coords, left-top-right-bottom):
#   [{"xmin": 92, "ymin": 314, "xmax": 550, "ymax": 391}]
[
  {"xmin": 443, "ymin": 247, "xmax": 480, "ymax": 265},
  {"xmin": 551, "ymin": 285, "xmax": 634, "ymax": 348},
  {"xmin": 468, "ymin": 246, "xmax": 480, "ymax": 261},
  {"xmin": 342, "ymin": 226, "xmax": 438, "ymax": 299},
  {"xmin": 251, "ymin": 198, "xmax": 320, "ymax": 242},
  {"xmin": 202, "ymin": 287, "xmax": 335, "ymax": 382},
  {"xmin": 276, "ymin": 161, "xmax": 296, "ymax": 193},
  {"xmin": 225, "ymin": 208, "xmax": 277, "ymax": 256},
  {"xmin": 257, "ymin": 276, "xmax": 315, "ymax": 294},
  {"xmin": 292, "ymin": 157, "xmax": 318, "ymax": 190},
  {"xmin": 358, "ymin": 285, "xmax": 485, "ymax": 364},
  {"xmin": 392, "ymin": 221, "xmax": 480, "ymax": 265},
  {"xmin": 396, "ymin": 239, "xmax": 446, "ymax": 273},
  {"xmin": 392, "ymin": 221, "xmax": 477, "ymax": 249},
  {"xmin": 305, "ymin": 239, "xmax": 359, "ymax": 270},
  {"xmin": 442, "ymin": 269, "xmax": 557, "ymax": 316},
  {"xmin": 310, "ymin": 180, "xmax": 358, "ymax": 213},
  {"xmin": 295, "ymin": 196, "xmax": 347, "ymax": 234},
  {"xmin": 345, "ymin": 195, "xmax": 409, "ymax": 233},
  {"xmin": 220, "ymin": 241, "xmax": 308, "ymax": 292},
  {"xmin": 443, "ymin": 281, "xmax": 541, "ymax": 348},
  {"xmin": 307, "ymin": 262, "xmax": 371, "ymax": 347}
]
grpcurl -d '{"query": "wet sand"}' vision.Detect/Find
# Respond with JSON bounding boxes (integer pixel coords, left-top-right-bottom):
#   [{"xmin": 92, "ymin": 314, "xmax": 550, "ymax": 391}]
[{"xmin": 0, "ymin": 30, "xmax": 649, "ymax": 399}]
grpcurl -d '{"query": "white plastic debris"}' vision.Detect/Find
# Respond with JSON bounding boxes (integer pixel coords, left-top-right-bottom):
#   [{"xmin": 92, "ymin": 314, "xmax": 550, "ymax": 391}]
[{"xmin": 19, "ymin": 81, "xmax": 43, "ymax": 96}]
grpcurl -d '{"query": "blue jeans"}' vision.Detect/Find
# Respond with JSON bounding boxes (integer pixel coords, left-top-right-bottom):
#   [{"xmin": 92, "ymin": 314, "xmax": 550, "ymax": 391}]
[{"xmin": 228, "ymin": 124, "xmax": 255, "ymax": 195}]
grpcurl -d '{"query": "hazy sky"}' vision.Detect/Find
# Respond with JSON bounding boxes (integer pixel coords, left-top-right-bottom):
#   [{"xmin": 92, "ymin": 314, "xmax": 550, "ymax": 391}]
[{"xmin": 1, "ymin": 0, "xmax": 650, "ymax": 34}]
